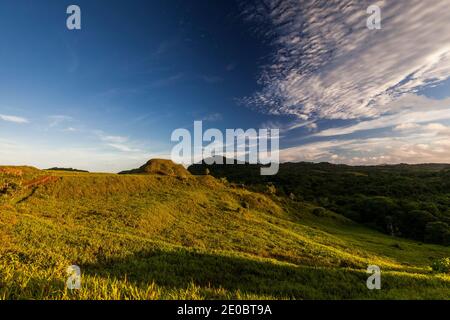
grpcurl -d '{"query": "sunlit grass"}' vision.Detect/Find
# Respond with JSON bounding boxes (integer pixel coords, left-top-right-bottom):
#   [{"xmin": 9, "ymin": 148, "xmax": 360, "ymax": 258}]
[{"xmin": 1, "ymin": 168, "xmax": 449, "ymax": 299}]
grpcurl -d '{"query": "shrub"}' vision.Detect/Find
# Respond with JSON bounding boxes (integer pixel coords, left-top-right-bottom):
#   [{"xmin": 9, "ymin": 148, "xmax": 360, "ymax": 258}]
[
  {"xmin": 431, "ymin": 257, "xmax": 450, "ymax": 273},
  {"xmin": 266, "ymin": 184, "xmax": 277, "ymax": 195},
  {"xmin": 0, "ymin": 180, "xmax": 22, "ymax": 196},
  {"xmin": 312, "ymin": 207, "xmax": 328, "ymax": 217}
]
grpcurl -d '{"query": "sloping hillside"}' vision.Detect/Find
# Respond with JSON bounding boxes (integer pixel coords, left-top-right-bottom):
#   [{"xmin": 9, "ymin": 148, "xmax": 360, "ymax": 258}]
[
  {"xmin": 0, "ymin": 165, "xmax": 449, "ymax": 299},
  {"xmin": 189, "ymin": 160, "xmax": 450, "ymax": 245}
]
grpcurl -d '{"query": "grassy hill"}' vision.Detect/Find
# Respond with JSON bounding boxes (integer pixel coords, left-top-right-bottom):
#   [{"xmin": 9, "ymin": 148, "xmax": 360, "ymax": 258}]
[
  {"xmin": 189, "ymin": 160, "xmax": 450, "ymax": 245},
  {"xmin": 1, "ymin": 164, "xmax": 450, "ymax": 299}
]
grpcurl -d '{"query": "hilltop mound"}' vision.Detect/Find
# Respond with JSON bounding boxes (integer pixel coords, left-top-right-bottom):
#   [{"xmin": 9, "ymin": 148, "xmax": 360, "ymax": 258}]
[{"xmin": 119, "ymin": 159, "xmax": 190, "ymax": 177}]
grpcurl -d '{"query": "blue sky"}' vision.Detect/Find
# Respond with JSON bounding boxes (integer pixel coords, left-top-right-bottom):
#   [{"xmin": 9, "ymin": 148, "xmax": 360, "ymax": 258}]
[{"xmin": 1, "ymin": 0, "xmax": 450, "ymax": 172}]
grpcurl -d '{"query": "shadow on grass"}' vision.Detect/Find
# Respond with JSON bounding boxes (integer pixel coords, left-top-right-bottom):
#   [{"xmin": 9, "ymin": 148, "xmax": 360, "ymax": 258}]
[
  {"xmin": 4, "ymin": 248, "xmax": 448, "ymax": 299},
  {"xmin": 80, "ymin": 248, "xmax": 374, "ymax": 299}
]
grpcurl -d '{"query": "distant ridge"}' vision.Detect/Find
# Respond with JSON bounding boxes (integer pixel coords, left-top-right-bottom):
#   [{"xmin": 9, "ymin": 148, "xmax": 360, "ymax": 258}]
[
  {"xmin": 189, "ymin": 157, "xmax": 450, "ymax": 174},
  {"xmin": 119, "ymin": 159, "xmax": 190, "ymax": 177},
  {"xmin": 47, "ymin": 167, "xmax": 89, "ymax": 173}
]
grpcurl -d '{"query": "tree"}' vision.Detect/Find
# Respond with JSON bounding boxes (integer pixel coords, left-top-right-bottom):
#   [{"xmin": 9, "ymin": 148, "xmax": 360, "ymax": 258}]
[
  {"xmin": 401, "ymin": 210, "xmax": 437, "ymax": 240},
  {"xmin": 425, "ymin": 222, "xmax": 450, "ymax": 245}
]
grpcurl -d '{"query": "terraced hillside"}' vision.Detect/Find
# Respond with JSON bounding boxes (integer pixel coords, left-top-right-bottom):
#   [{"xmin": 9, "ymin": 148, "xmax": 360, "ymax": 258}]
[{"xmin": 0, "ymin": 165, "xmax": 449, "ymax": 299}]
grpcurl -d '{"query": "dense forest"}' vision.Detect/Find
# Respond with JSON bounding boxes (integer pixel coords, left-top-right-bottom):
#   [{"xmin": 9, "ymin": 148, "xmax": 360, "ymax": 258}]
[{"xmin": 189, "ymin": 160, "xmax": 450, "ymax": 245}]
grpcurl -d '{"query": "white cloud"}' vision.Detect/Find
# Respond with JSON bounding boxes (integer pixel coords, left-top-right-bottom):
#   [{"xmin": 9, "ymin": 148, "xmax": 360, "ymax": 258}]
[
  {"xmin": 280, "ymin": 140, "xmax": 355, "ymax": 162},
  {"xmin": 423, "ymin": 123, "xmax": 450, "ymax": 136},
  {"xmin": 306, "ymin": 122, "xmax": 318, "ymax": 132},
  {"xmin": 48, "ymin": 115, "xmax": 72, "ymax": 127},
  {"xmin": 317, "ymin": 107, "xmax": 450, "ymax": 137},
  {"xmin": 106, "ymin": 143, "xmax": 141, "ymax": 153},
  {"xmin": 94, "ymin": 131, "xmax": 144, "ymax": 153},
  {"xmin": 0, "ymin": 114, "xmax": 29, "ymax": 124},
  {"xmin": 394, "ymin": 123, "xmax": 421, "ymax": 132},
  {"xmin": 260, "ymin": 119, "xmax": 317, "ymax": 135},
  {"xmin": 397, "ymin": 122, "xmax": 450, "ymax": 137},
  {"xmin": 280, "ymin": 131, "xmax": 450, "ymax": 165},
  {"xmin": 313, "ymin": 95, "xmax": 450, "ymax": 137},
  {"xmin": 242, "ymin": 0, "xmax": 450, "ymax": 121},
  {"xmin": 99, "ymin": 134, "xmax": 128, "ymax": 144}
]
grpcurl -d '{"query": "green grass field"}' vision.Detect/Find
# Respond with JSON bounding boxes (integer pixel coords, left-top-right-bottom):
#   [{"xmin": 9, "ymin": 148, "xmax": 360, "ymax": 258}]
[{"xmin": 1, "ymin": 166, "xmax": 449, "ymax": 299}]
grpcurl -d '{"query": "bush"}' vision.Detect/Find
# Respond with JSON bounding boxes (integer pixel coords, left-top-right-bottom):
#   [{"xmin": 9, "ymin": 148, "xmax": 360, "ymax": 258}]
[
  {"xmin": 312, "ymin": 207, "xmax": 328, "ymax": 217},
  {"xmin": 266, "ymin": 184, "xmax": 277, "ymax": 195},
  {"xmin": 0, "ymin": 180, "xmax": 22, "ymax": 196},
  {"xmin": 431, "ymin": 257, "xmax": 450, "ymax": 273}
]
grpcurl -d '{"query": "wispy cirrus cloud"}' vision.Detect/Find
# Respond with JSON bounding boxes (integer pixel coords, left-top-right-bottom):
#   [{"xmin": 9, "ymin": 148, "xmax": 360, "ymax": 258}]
[
  {"xmin": 280, "ymin": 131, "xmax": 450, "ymax": 165},
  {"xmin": 98, "ymin": 134, "xmax": 128, "ymax": 144},
  {"xmin": 0, "ymin": 114, "xmax": 29, "ymax": 124},
  {"xmin": 241, "ymin": 0, "xmax": 450, "ymax": 120},
  {"xmin": 315, "ymin": 96, "xmax": 450, "ymax": 137},
  {"xmin": 106, "ymin": 143, "xmax": 141, "ymax": 153},
  {"xmin": 47, "ymin": 115, "xmax": 73, "ymax": 127},
  {"xmin": 95, "ymin": 131, "xmax": 143, "ymax": 153},
  {"xmin": 240, "ymin": 0, "xmax": 450, "ymax": 164},
  {"xmin": 277, "ymin": 94, "xmax": 450, "ymax": 164}
]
